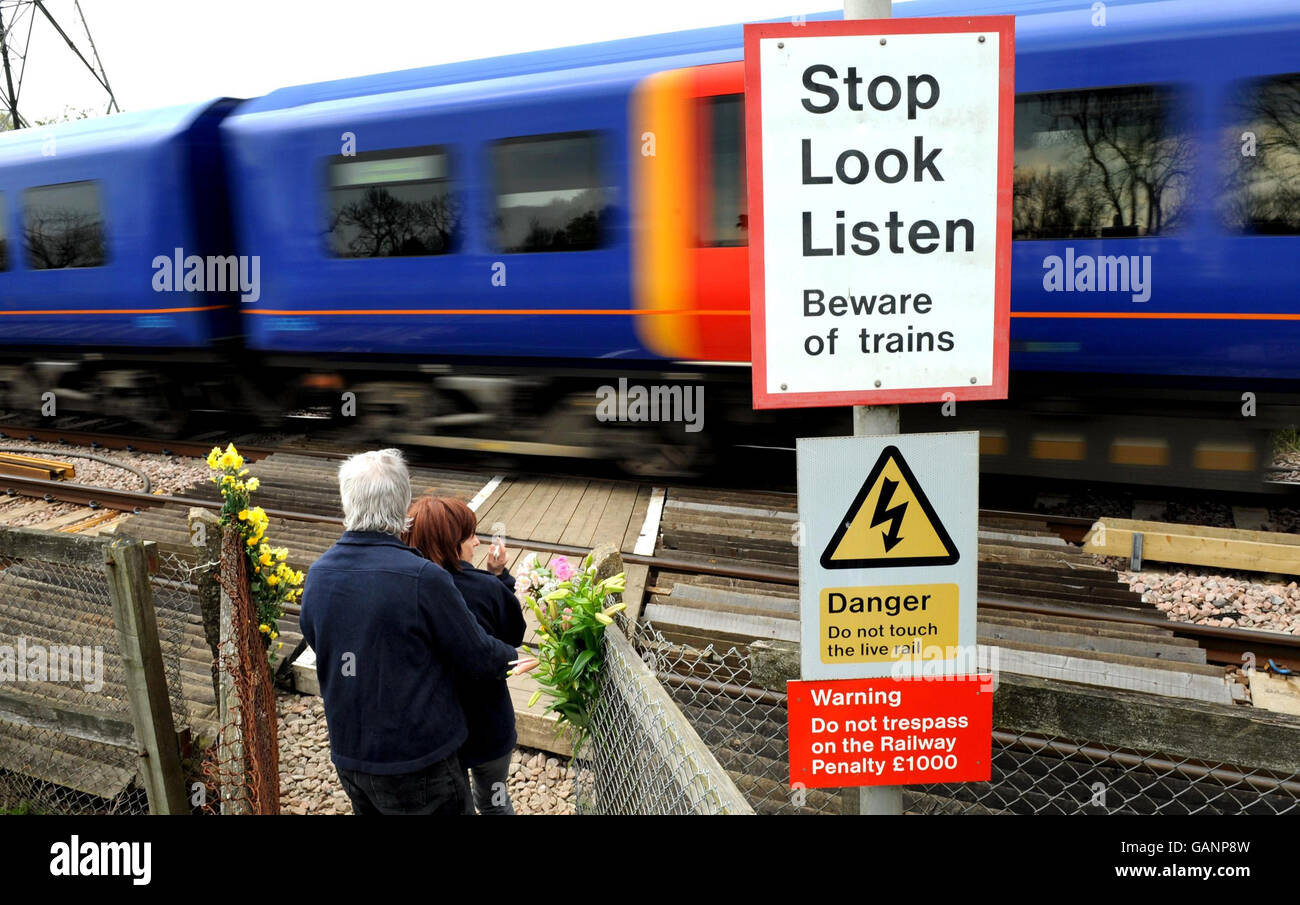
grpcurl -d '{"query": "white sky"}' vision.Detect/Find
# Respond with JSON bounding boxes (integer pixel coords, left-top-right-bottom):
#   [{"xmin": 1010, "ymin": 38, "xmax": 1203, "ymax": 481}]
[{"xmin": 6, "ymin": 0, "xmax": 868, "ymax": 122}]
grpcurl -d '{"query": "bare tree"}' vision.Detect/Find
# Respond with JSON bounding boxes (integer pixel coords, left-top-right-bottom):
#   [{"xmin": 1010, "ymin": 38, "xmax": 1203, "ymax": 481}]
[
  {"xmin": 1028, "ymin": 88, "xmax": 1192, "ymax": 237},
  {"xmin": 1225, "ymin": 76, "xmax": 1300, "ymax": 233},
  {"xmin": 330, "ymin": 186, "xmax": 460, "ymax": 256},
  {"xmin": 24, "ymin": 207, "xmax": 104, "ymax": 268}
]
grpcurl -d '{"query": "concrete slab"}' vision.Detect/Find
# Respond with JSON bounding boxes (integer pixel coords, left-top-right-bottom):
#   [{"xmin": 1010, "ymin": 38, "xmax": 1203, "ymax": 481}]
[
  {"xmin": 291, "ymin": 645, "xmax": 320, "ymax": 696},
  {"xmin": 1232, "ymin": 506, "xmax": 1272, "ymax": 531},
  {"xmin": 1131, "ymin": 500, "xmax": 1168, "ymax": 521}
]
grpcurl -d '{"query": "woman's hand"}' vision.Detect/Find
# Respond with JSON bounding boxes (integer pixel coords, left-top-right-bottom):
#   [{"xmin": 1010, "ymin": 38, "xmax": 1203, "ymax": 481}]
[
  {"xmin": 508, "ymin": 655, "xmax": 539, "ymax": 676},
  {"xmin": 487, "ymin": 540, "xmax": 508, "ymax": 575}
]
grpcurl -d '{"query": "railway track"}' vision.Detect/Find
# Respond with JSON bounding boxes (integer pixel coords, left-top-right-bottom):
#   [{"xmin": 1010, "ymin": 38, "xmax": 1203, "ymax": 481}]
[
  {"xmin": 4, "ymin": 435, "xmax": 1299, "ymax": 817},
  {"xmin": 3, "ymin": 442, "xmax": 1298, "ymax": 677}
]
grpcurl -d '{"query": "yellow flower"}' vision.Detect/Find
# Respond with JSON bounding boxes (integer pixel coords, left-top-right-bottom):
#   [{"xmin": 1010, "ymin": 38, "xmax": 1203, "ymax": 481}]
[
  {"xmin": 245, "ymin": 477, "xmax": 260, "ymax": 492},
  {"xmin": 218, "ymin": 452, "xmax": 234, "ymax": 469},
  {"xmin": 206, "ymin": 449, "xmax": 220, "ymax": 468},
  {"xmin": 267, "ymin": 575, "xmax": 279, "ymax": 586},
  {"xmin": 246, "ymin": 537, "xmax": 257, "ymax": 547},
  {"xmin": 259, "ymin": 551, "xmax": 272, "ymax": 566},
  {"xmin": 238, "ymin": 468, "xmax": 249, "ymax": 476},
  {"xmin": 258, "ymin": 623, "xmax": 270, "ymax": 634},
  {"xmin": 238, "ymin": 510, "xmax": 249, "ymax": 521},
  {"xmin": 270, "ymin": 631, "xmax": 279, "ymax": 640},
  {"xmin": 276, "ymin": 549, "xmax": 288, "ymax": 562},
  {"xmin": 221, "ymin": 475, "xmax": 234, "ymax": 485}
]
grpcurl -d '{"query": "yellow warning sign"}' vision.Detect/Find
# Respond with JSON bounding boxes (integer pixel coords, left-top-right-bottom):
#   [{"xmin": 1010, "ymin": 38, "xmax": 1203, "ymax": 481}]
[
  {"xmin": 820, "ymin": 445, "xmax": 959, "ymax": 569},
  {"xmin": 819, "ymin": 583, "xmax": 960, "ymax": 663}
]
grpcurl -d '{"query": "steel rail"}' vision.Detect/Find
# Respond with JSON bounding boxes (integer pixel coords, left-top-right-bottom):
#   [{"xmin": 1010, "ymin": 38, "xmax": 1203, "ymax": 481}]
[
  {"xmin": 4, "ymin": 471, "xmax": 1299, "ymax": 662},
  {"xmin": 0, "ymin": 424, "xmax": 324, "ymax": 462}
]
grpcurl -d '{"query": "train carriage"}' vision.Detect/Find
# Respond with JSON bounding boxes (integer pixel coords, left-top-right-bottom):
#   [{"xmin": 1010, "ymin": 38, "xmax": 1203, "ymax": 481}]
[{"xmin": 0, "ymin": 0, "xmax": 1296, "ymax": 482}]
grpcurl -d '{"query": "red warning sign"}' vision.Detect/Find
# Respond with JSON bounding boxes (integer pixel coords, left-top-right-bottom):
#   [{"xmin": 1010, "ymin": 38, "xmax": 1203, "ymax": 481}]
[{"xmin": 788, "ymin": 676, "xmax": 993, "ymax": 789}]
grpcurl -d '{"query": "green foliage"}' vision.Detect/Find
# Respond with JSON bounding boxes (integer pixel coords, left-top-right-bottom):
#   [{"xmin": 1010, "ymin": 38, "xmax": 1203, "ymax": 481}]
[
  {"xmin": 518, "ymin": 554, "xmax": 626, "ymax": 753},
  {"xmin": 1274, "ymin": 428, "xmax": 1300, "ymax": 457},
  {"xmin": 206, "ymin": 443, "xmax": 303, "ymax": 662},
  {"xmin": 3, "ymin": 800, "xmax": 43, "ymax": 815}
]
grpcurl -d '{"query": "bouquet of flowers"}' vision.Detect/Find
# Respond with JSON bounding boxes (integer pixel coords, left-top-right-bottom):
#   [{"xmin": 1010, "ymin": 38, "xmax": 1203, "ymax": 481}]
[
  {"xmin": 514, "ymin": 551, "xmax": 626, "ymax": 750},
  {"xmin": 207, "ymin": 443, "xmax": 304, "ymax": 662}
]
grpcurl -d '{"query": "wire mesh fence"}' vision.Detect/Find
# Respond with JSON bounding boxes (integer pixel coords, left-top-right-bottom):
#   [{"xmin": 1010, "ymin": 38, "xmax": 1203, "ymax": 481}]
[
  {"xmin": 909, "ymin": 732, "xmax": 1300, "ymax": 815},
  {"xmin": 628, "ymin": 620, "xmax": 1300, "ymax": 816},
  {"xmin": 0, "ymin": 541, "xmax": 151, "ymax": 814},
  {"xmin": 572, "ymin": 621, "xmax": 753, "ymax": 815},
  {"xmin": 150, "ymin": 547, "xmax": 223, "ymax": 812}
]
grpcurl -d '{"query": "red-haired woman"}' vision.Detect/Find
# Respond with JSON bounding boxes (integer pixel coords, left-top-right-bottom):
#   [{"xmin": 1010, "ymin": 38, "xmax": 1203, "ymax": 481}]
[{"xmin": 403, "ymin": 495, "xmax": 526, "ymax": 815}]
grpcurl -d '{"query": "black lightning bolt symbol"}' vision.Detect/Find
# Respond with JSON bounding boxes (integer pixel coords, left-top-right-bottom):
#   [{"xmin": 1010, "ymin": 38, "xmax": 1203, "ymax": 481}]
[{"xmin": 869, "ymin": 477, "xmax": 907, "ymax": 552}]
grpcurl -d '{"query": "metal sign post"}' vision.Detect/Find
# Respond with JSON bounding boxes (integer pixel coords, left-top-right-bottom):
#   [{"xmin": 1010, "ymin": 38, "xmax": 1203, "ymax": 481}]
[{"xmin": 744, "ymin": 1, "xmax": 1014, "ymax": 815}]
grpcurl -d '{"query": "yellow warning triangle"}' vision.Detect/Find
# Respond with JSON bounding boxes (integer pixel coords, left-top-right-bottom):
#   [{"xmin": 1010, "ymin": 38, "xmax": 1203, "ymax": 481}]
[{"xmin": 820, "ymin": 445, "xmax": 959, "ymax": 569}]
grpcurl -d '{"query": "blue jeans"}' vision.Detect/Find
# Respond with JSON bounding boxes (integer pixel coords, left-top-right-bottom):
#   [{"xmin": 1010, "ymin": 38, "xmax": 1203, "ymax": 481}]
[
  {"xmin": 466, "ymin": 751, "xmax": 515, "ymax": 815},
  {"xmin": 336, "ymin": 753, "xmax": 473, "ymax": 815}
]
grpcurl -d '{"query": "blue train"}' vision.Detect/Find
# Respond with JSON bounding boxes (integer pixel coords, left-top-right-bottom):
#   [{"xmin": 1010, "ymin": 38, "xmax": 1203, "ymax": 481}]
[{"xmin": 0, "ymin": 0, "xmax": 1296, "ymax": 482}]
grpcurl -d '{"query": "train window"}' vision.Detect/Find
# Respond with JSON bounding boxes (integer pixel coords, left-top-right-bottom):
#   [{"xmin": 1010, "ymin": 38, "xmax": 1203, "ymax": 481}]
[
  {"xmin": 1012, "ymin": 86, "xmax": 1190, "ymax": 240},
  {"xmin": 699, "ymin": 94, "xmax": 748, "ymax": 246},
  {"xmin": 1222, "ymin": 73, "xmax": 1300, "ymax": 235},
  {"xmin": 24, "ymin": 180, "xmax": 107, "ymax": 269},
  {"xmin": 491, "ymin": 131, "xmax": 609, "ymax": 252},
  {"xmin": 326, "ymin": 146, "xmax": 459, "ymax": 257},
  {"xmin": 0, "ymin": 193, "xmax": 7, "ymax": 271}
]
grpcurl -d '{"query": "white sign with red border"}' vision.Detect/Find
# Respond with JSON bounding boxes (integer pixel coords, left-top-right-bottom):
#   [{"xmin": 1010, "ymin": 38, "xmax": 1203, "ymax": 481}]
[{"xmin": 744, "ymin": 17, "xmax": 1014, "ymax": 410}]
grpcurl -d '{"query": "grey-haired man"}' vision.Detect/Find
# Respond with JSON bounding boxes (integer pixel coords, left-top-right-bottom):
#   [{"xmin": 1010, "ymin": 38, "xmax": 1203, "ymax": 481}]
[{"xmin": 300, "ymin": 449, "xmax": 533, "ymax": 814}]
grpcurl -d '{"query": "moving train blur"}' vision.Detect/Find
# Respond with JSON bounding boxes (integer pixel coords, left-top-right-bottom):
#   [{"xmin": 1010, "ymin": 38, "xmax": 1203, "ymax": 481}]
[{"xmin": 0, "ymin": 0, "xmax": 1297, "ymax": 485}]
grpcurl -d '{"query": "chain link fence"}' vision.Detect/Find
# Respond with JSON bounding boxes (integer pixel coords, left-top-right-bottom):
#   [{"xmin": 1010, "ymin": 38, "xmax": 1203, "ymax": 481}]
[
  {"xmin": 0, "ymin": 549, "xmax": 148, "ymax": 815},
  {"xmin": 909, "ymin": 732, "xmax": 1300, "ymax": 815},
  {"xmin": 628, "ymin": 620, "xmax": 1300, "ymax": 816},
  {"xmin": 151, "ymin": 547, "xmax": 223, "ymax": 811},
  {"xmin": 0, "ymin": 527, "xmax": 193, "ymax": 814},
  {"xmin": 573, "ymin": 621, "xmax": 753, "ymax": 814}
]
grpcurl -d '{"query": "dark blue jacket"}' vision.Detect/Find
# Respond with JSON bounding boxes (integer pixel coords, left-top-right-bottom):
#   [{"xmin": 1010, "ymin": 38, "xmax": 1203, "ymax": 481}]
[
  {"xmin": 449, "ymin": 562, "xmax": 527, "ymax": 767},
  {"xmin": 299, "ymin": 532, "xmax": 517, "ymax": 775}
]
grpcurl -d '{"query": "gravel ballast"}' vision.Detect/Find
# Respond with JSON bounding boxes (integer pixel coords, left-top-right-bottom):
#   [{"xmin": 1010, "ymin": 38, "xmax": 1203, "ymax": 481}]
[
  {"xmin": 0, "ymin": 440, "xmax": 211, "ymax": 495},
  {"xmin": 1122, "ymin": 568, "xmax": 1300, "ymax": 635},
  {"xmin": 276, "ymin": 692, "xmax": 576, "ymax": 815}
]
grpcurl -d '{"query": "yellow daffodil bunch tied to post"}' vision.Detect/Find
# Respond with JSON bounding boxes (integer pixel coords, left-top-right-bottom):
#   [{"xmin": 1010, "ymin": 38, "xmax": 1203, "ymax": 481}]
[
  {"xmin": 206, "ymin": 443, "xmax": 304, "ymax": 662},
  {"xmin": 514, "ymin": 551, "xmax": 626, "ymax": 752}
]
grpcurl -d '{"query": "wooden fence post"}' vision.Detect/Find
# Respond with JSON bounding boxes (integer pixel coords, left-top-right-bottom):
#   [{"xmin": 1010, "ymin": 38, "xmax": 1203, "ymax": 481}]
[{"xmin": 104, "ymin": 536, "xmax": 188, "ymax": 815}]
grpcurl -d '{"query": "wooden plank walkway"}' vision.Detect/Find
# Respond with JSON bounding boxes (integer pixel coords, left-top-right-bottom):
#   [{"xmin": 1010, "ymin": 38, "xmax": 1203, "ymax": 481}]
[{"xmin": 468, "ymin": 474, "xmax": 655, "ymax": 755}]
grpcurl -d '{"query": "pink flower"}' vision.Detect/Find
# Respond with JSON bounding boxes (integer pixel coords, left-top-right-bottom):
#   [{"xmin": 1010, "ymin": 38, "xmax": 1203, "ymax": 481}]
[{"xmin": 552, "ymin": 557, "xmax": 575, "ymax": 580}]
